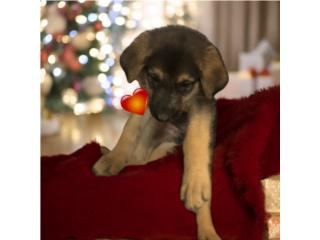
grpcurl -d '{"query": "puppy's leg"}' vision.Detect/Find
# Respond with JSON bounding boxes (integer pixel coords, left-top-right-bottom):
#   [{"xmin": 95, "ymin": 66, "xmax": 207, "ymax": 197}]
[
  {"xmin": 180, "ymin": 103, "xmax": 213, "ymax": 211},
  {"xmin": 93, "ymin": 111, "xmax": 150, "ymax": 176},
  {"xmin": 180, "ymin": 102, "xmax": 220, "ymax": 239},
  {"xmin": 196, "ymin": 202, "xmax": 221, "ymax": 240}
]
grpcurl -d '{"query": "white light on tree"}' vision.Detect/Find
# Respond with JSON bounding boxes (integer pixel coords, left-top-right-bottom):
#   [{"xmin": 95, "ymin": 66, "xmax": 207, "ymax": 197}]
[
  {"xmin": 89, "ymin": 48, "xmax": 99, "ymax": 57},
  {"xmin": 43, "ymin": 34, "xmax": 53, "ymax": 44},
  {"xmin": 88, "ymin": 13, "xmax": 98, "ymax": 22},
  {"xmin": 99, "ymin": 63, "xmax": 110, "ymax": 72},
  {"xmin": 112, "ymin": 3, "xmax": 122, "ymax": 12},
  {"xmin": 53, "ymin": 67, "xmax": 62, "ymax": 77},
  {"xmin": 96, "ymin": 31, "xmax": 107, "ymax": 41},
  {"xmin": 101, "ymin": 44, "xmax": 113, "ymax": 54},
  {"xmin": 48, "ymin": 54, "xmax": 56, "ymax": 64},
  {"xmin": 97, "ymin": 0, "xmax": 111, "ymax": 7},
  {"xmin": 105, "ymin": 58, "xmax": 115, "ymax": 66},
  {"xmin": 69, "ymin": 30, "xmax": 78, "ymax": 38},
  {"xmin": 79, "ymin": 55, "xmax": 89, "ymax": 64},
  {"xmin": 115, "ymin": 16, "xmax": 126, "ymax": 26},
  {"xmin": 57, "ymin": 1, "xmax": 66, "ymax": 8},
  {"xmin": 98, "ymin": 73, "xmax": 111, "ymax": 89},
  {"xmin": 75, "ymin": 15, "xmax": 87, "ymax": 24}
]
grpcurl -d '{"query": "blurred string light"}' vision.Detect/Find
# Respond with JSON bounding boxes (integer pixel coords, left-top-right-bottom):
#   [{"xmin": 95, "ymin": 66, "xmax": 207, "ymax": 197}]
[
  {"xmin": 57, "ymin": 1, "xmax": 66, "ymax": 8},
  {"xmin": 53, "ymin": 67, "xmax": 62, "ymax": 77},
  {"xmin": 43, "ymin": 34, "xmax": 53, "ymax": 44},
  {"xmin": 61, "ymin": 35, "xmax": 70, "ymax": 44},
  {"xmin": 78, "ymin": 55, "xmax": 89, "ymax": 64},
  {"xmin": 75, "ymin": 15, "xmax": 87, "ymax": 24},
  {"xmin": 69, "ymin": 30, "xmax": 78, "ymax": 38},
  {"xmin": 88, "ymin": 13, "xmax": 98, "ymax": 22},
  {"xmin": 89, "ymin": 48, "xmax": 99, "ymax": 57},
  {"xmin": 115, "ymin": 16, "xmax": 126, "ymax": 26},
  {"xmin": 62, "ymin": 88, "xmax": 78, "ymax": 107},
  {"xmin": 97, "ymin": 0, "xmax": 112, "ymax": 7},
  {"xmin": 48, "ymin": 54, "xmax": 56, "ymax": 64},
  {"xmin": 99, "ymin": 63, "xmax": 110, "ymax": 72}
]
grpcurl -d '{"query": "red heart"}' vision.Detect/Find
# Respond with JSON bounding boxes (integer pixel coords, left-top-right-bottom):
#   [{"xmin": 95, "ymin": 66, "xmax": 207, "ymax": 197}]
[{"xmin": 120, "ymin": 88, "xmax": 148, "ymax": 115}]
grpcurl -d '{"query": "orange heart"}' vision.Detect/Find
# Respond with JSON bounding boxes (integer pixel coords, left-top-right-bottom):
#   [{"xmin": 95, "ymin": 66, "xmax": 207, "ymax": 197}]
[{"xmin": 120, "ymin": 88, "xmax": 148, "ymax": 115}]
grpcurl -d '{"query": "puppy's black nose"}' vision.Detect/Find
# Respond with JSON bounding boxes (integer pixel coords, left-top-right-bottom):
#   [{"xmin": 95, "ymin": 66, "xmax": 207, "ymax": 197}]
[{"xmin": 155, "ymin": 113, "xmax": 169, "ymax": 122}]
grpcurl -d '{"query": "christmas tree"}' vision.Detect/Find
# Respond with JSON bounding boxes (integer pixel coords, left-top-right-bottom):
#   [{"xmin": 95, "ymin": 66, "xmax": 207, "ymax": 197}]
[{"xmin": 40, "ymin": 0, "xmax": 194, "ymax": 115}]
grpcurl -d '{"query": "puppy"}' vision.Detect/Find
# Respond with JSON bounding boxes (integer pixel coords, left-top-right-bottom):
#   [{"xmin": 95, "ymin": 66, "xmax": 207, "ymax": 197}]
[{"xmin": 93, "ymin": 25, "xmax": 228, "ymax": 240}]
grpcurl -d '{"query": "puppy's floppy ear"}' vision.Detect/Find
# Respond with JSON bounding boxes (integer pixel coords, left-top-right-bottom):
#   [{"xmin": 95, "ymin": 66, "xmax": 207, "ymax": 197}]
[
  {"xmin": 198, "ymin": 45, "xmax": 229, "ymax": 99},
  {"xmin": 120, "ymin": 31, "xmax": 150, "ymax": 83}
]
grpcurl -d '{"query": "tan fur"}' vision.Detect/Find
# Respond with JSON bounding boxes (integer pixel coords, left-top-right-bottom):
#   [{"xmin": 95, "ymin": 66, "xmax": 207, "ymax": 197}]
[{"xmin": 176, "ymin": 72, "xmax": 194, "ymax": 83}]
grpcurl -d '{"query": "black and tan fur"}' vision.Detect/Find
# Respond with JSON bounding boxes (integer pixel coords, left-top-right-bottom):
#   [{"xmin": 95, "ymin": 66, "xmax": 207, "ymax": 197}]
[{"xmin": 92, "ymin": 25, "xmax": 229, "ymax": 240}]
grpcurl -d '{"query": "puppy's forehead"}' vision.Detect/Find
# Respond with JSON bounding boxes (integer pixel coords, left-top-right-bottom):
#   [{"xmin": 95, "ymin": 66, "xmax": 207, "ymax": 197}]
[{"xmin": 147, "ymin": 47, "xmax": 199, "ymax": 80}]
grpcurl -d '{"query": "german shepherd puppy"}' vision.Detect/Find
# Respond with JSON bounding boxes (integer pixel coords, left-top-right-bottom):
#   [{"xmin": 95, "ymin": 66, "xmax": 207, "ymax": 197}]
[{"xmin": 93, "ymin": 25, "xmax": 229, "ymax": 240}]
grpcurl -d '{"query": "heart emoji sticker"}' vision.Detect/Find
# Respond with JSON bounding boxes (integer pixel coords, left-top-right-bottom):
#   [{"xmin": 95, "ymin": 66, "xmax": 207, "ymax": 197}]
[{"xmin": 120, "ymin": 88, "xmax": 148, "ymax": 115}]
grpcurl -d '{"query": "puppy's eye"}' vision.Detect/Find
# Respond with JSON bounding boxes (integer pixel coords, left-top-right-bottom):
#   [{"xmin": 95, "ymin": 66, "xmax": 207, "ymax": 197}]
[
  {"xmin": 148, "ymin": 72, "xmax": 160, "ymax": 83},
  {"xmin": 178, "ymin": 81, "xmax": 194, "ymax": 93}
]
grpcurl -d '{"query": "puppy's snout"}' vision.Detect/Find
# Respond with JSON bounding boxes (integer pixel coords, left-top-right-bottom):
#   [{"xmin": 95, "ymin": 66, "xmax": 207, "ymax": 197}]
[{"xmin": 155, "ymin": 112, "xmax": 170, "ymax": 122}]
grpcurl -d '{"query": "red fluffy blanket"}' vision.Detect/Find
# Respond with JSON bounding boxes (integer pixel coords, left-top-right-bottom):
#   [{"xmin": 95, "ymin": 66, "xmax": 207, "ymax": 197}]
[{"xmin": 41, "ymin": 86, "xmax": 279, "ymax": 240}]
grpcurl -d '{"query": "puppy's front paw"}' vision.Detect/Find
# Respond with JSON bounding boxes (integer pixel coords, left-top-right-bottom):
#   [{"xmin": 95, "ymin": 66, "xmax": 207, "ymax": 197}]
[
  {"xmin": 180, "ymin": 169, "xmax": 211, "ymax": 212},
  {"xmin": 92, "ymin": 151, "xmax": 126, "ymax": 176},
  {"xmin": 198, "ymin": 228, "xmax": 221, "ymax": 240}
]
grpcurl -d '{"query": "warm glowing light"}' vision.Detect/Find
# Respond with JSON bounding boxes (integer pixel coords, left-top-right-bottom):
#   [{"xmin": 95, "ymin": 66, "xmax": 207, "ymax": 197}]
[
  {"xmin": 96, "ymin": 31, "xmax": 107, "ymax": 41},
  {"xmin": 86, "ymin": 32, "xmax": 95, "ymax": 41},
  {"xmin": 97, "ymin": 0, "xmax": 111, "ymax": 7},
  {"xmin": 78, "ymin": 0, "xmax": 85, "ymax": 3},
  {"xmin": 74, "ymin": 103, "xmax": 87, "ymax": 115},
  {"xmin": 75, "ymin": 15, "xmax": 87, "ymax": 24},
  {"xmin": 89, "ymin": 48, "xmax": 99, "ymax": 57},
  {"xmin": 100, "ymin": 44, "xmax": 113, "ymax": 54},
  {"xmin": 238, "ymin": 70, "xmax": 253, "ymax": 79},
  {"xmin": 62, "ymin": 88, "xmax": 78, "ymax": 107},
  {"xmin": 41, "ymin": 19, "xmax": 48, "ymax": 28},
  {"xmin": 99, "ymin": 63, "xmax": 110, "ymax": 72},
  {"xmin": 121, "ymin": 7, "xmax": 130, "ymax": 16},
  {"xmin": 40, "ymin": 68, "xmax": 46, "ymax": 83},
  {"xmin": 88, "ymin": 98, "xmax": 105, "ymax": 113},
  {"xmin": 99, "ymin": 13, "xmax": 111, "ymax": 27},
  {"xmin": 61, "ymin": 35, "xmax": 70, "ymax": 43},
  {"xmin": 48, "ymin": 54, "xmax": 56, "ymax": 64},
  {"xmin": 115, "ymin": 16, "xmax": 126, "ymax": 26},
  {"xmin": 97, "ymin": 52, "xmax": 106, "ymax": 60},
  {"xmin": 112, "ymin": 3, "xmax": 122, "ymax": 12},
  {"xmin": 57, "ymin": 1, "xmax": 66, "ymax": 8},
  {"xmin": 98, "ymin": 74, "xmax": 111, "ymax": 89}
]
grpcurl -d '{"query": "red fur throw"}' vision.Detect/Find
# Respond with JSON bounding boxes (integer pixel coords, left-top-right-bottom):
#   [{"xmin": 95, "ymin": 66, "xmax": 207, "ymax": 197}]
[{"xmin": 41, "ymin": 86, "xmax": 279, "ymax": 240}]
